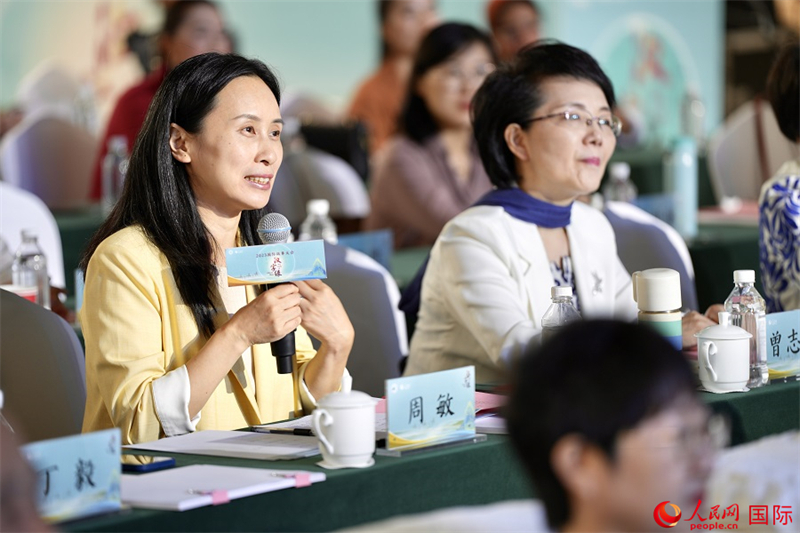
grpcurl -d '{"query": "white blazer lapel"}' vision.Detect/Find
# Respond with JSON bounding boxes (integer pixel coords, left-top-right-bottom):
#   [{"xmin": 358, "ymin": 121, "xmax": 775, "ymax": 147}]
[
  {"xmin": 508, "ymin": 216, "xmax": 553, "ymax": 327},
  {"xmin": 567, "ymin": 219, "xmax": 611, "ymax": 317}
]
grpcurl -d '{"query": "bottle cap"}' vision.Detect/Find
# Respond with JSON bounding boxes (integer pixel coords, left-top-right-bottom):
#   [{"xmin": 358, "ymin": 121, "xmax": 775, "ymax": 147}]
[
  {"xmin": 733, "ymin": 270, "xmax": 755, "ymax": 284},
  {"xmin": 551, "ymin": 286, "xmax": 572, "ymax": 298},
  {"xmin": 307, "ymin": 199, "xmax": 330, "ymax": 216},
  {"xmin": 631, "ymin": 268, "xmax": 682, "ymax": 312},
  {"xmin": 609, "ymin": 162, "xmax": 631, "ymax": 181}
]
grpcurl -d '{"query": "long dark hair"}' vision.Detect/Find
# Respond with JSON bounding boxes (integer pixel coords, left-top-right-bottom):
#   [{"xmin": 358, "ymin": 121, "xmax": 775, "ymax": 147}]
[
  {"xmin": 399, "ymin": 22, "xmax": 495, "ymax": 143},
  {"xmin": 472, "ymin": 40, "xmax": 616, "ymax": 188},
  {"xmin": 80, "ymin": 53, "xmax": 281, "ymax": 338}
]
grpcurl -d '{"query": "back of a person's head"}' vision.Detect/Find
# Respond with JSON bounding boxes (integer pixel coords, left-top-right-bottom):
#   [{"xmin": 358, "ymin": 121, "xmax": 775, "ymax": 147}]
[
  {"xmin": 472, "ymin": 40, "xmax": 615, "ymax": 189},
  {"xmin": 505, "ymin": 320, "xmax": 696, "ymax": 530},
  {"xmin": 766, "ymin": 40, "xmax": 800, "ymax": 142},
  {"xmin": 400, "ymin": 22, "xmax": 495, "ymax": 143}
]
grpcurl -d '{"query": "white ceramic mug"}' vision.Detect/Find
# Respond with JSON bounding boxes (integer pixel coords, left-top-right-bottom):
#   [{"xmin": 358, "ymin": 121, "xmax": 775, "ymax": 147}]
[
  {"xmin": 695, "ymin": 312, "xmax": 751, "ymax": 393},
  {"xmin": 311, "ymin": 389, "xmax": 375, "ymax": 468}
]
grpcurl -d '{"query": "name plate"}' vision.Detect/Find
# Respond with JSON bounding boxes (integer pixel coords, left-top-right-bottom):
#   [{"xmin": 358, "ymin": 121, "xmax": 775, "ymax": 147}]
[
  {"xmin": 385, "ymin": 366, "xmax": 475, "ymax": 450},
  {"xmin": 21, "ymin": 429, "xmax": 121, "ymax": 523},
  {"xmin": 225, "ymin": 240, "xmax": 327, "ymax": 286},
  {"xmin": 766, "ymin": 310, "xmax": 800, "ymax": 379}
]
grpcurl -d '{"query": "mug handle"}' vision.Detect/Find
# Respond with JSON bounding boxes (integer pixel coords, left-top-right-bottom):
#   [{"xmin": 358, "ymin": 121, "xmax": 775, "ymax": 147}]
[
  {"xmin": 311, "ymin": 408, "xmax": 334, "ymax": 455},
  {"xmin": 699, "ymin": 340, "xmax": 718, "ymax": 382}
]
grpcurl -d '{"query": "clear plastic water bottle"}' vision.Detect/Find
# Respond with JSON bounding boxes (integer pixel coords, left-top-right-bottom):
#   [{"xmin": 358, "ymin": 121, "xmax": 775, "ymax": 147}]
[
  {"xmin": 724, "ymin": 270, "xmax": 768, "ymax": 388},
  {"xmin": 681, "ymin": 88, "xmax": 706, "ymax": 146},
  {"xmin": 102, "ymin": 135, "xmax": 129, "ymax": 216},
  {"xmin": 541, "ymin": 286, "xmax": 581, "ymax": 343},
  {"xmin": 602, "ymin": 162, "xmax": 638, "ymax": 203},
  {"xmin": 11, "ymin": 230, "xmax": 50, "ymax": 309},
  {"xmin": 298, "ymin": 199, "xmax": 338, "ymax": 244}
]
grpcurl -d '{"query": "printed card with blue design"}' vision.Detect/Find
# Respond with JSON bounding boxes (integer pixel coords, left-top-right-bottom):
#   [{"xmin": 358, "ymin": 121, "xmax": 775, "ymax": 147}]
[
  {"xmin": 225, "ymin": 240, "xmax": 327, "ymax": 286},
  {"xmin": 766, "ymin": 310, "xmax": 800, "ymax": 380},
  {"xmin": 21, "ymin": 429, "xmax": 121, "ymax": 523},
  {"xmin": 385, "ymin": 366, "xmax": 476, "ymax": 450}
]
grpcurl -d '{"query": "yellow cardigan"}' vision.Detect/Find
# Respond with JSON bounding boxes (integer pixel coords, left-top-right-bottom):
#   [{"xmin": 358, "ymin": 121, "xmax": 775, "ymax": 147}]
[{"xmin": 81, "ymin": 226, "xmax": 316, "ymax": 445}]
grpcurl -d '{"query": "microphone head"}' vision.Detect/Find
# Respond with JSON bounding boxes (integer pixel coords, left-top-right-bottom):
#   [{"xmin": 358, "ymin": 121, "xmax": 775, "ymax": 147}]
[{"xmin": 258, "ymin": 213, "xmax": 292, "ymax": 244}]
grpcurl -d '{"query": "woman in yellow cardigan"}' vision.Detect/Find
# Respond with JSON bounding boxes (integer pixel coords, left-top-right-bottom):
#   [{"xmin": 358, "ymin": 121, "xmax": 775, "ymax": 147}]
[{"xmin": 80, "ymin": 53, "xmax": 353, "ymax": 445}]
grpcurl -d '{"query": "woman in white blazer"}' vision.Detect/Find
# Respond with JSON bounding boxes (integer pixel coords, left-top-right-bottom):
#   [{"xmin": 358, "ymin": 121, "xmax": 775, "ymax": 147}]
[{"xmin": 404, "ymin": 42, "xmax": 716, "ymax": 384}]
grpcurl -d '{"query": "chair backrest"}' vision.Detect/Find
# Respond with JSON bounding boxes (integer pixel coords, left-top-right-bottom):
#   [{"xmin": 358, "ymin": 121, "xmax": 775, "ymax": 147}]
[
  {"xmin": 322, "ymin": 242, "xmax": 407, "ymax": 397},
  {"xmin": 0, "ymin": 112, "xmax": 96, "ymax": 209},
  {"xmin": 707, "ymin": 100, "xmax": 798, "ymax": 202},
  {"xmin": 604, "ymin": 201, "xmax": 699, "ymax": 311},
  {"xmin": 0, "ymin": 181, "xmax": 66, "ymax": 288},
  {"xmin": 270, "ymin": 146, "xmax": 370, "ymax": 232},
  {"xmin": 0, "ymin": 289, "xmax": 85, "ymax": 441}
]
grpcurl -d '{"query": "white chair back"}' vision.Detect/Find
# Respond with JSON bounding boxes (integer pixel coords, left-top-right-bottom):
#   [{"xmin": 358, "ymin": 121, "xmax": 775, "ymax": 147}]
[
  {"xmin": 0, "ymin": 289, "xmax": 85, "ymax": 441},
  {"xmin": 322, "ymin": 242, "xmax": 407, "ymax": 397},
  {"xmin": 270, "ymin": 147, "xmax": 369, "ymax": 231},
  {"xmin": 707, "ymin": 100, "xmax": 799, "ymax": 202},
  {"xmin": 0, "ymin": 182, "xmax": 66, "ymax": 288},
  {"xmin": 604, "ymin": 201, "xmax": 699, "ymax": 311},
  {"xmin": 0, "ymin": 112, "xmax": 96, "ymax": 209}
]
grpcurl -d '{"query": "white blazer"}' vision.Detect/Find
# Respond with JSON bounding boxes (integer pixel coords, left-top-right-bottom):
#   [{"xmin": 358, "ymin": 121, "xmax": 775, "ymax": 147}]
[{"xmin": 405, "ymin": 202, "xmax": 637, "ymax": 384}]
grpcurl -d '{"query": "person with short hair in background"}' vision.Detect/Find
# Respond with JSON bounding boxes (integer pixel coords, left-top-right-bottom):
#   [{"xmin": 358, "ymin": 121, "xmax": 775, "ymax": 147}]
[
  {"xmin": 486, "ymin": 0, "xmax": 541, "ymax": 64},
  {"xmin": 759, "ymin": 40, "xmax": 800, "ymax": 313},
  {"xmin": 403, "ymin": 42, "xmax": 717, "ymax": 383},
  {"xmin": 506, "ymin": 320, "xmax": 718, "ymax": 532},
  {"xmin": 363, "ymin": 23, "xmax": 495, "ymax": 248},
  {"xmin": 80, "ymin": 53, "xmax": 353, "ymax": 445},
  {"xmin": 90, "ymin": 0, "xmax": 231, "ymax": 200},
  {"xmin": 347, "ymin": 0, "xmax": 438, "ymax": 155}
]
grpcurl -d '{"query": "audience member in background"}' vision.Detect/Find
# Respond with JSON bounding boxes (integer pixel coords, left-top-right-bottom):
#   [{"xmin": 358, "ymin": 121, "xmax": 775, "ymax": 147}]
[
  {"xmin": 759, "ymin": 40, "xmax": 800, "ymax": 313},
  {"xmin": 80, "ymin": 53, "xmax": 353, "ymax": 445},
  {"xmin": 403, "ymin": 42, "xmax": 717, "ymax": 383},
  {"xmin": 364, "ymin": 23, "xmax": 495, "ymax": 249},
  {"xmin": 506, "ymin": 320, "xmax": 719, "ymax": 532},
  {"xmin": 486, "ymin": 0, "xmax": 541, "ymax": 64},
  {"xmin": 90, "ymin": 0, "xmax": 231, "ymax": 200},
  {"xmin": 347, "ymin": 0, "xmax": 437, "ymax": 155}
]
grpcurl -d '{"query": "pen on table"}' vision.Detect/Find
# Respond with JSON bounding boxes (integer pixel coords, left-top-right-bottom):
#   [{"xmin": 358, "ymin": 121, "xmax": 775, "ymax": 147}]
[{"xmin": 253, "ymin": 427, "xmax": 314, "ymax": 436}]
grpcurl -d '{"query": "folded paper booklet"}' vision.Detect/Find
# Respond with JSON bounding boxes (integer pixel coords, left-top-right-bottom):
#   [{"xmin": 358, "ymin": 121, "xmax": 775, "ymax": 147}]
[
  {"xmin": 122, "ymin": 465, "xmax": 325, "ymax": 511},
  {"xmin": 124, "ymin": 430, "xmax": 320, "ymax": 461}
]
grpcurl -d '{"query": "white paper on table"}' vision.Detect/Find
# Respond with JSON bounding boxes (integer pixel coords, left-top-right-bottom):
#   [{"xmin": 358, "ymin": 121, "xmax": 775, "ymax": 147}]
[
  {"xmin": 476, "ymin": 414, "xmax": 507, "ymax": 435},
  {"xmin": 123, "ymin": 430, "xmax": 320, "ymax": 460},
  {"xmin": 122, "ymin": 464, "xmax": 325, "ymax": 511},
  {"xmin": 254, "ymin": 415, "xmax": 314, "ymax": 431}
]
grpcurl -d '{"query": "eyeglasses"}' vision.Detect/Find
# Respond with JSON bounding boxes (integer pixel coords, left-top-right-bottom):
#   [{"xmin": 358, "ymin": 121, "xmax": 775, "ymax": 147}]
[{"xmin": 522, "ymin": 109, "xmax": 623, "ymax": 137}]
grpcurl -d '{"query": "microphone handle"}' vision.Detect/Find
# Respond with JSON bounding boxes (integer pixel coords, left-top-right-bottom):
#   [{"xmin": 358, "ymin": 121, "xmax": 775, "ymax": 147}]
[{"xmin": 267, "ymin": 282, "xmax": 295, "ymax": 374}]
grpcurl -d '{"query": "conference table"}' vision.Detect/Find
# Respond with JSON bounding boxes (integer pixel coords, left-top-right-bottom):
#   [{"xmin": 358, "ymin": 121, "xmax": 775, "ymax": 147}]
[{"xmin": 64, "ymin": 381, "xmax": 799, "ymax": 533}]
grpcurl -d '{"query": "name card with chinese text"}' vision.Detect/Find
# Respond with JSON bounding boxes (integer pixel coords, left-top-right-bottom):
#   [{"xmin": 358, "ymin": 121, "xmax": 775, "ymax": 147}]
[
  {"xmin": 21, "ymin": 429, "xmax": 121, "ymax": 523},
  {"xmin": 226, "ymin": 240, "xmax": 327, "ymax": 286},
  {"xmin": 766, "ymin": 310, "xmax": 800, "ymax": 379},
  {"xmin": 385, "ymin": 366, "xmax": 475, "ymax": 450}
]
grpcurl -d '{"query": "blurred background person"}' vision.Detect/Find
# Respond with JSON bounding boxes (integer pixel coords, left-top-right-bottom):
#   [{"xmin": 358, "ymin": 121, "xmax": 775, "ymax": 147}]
[
  {"xmin": 346, "ymin": 0, "xmax": 437, "ymax": 155},
  {"xmin": 364, "ymin": 22, "xmax": 496, "ymax": 249},
  {"xmin": 404, "ymin": 42, "xmax": 717, "ymax": 383},
  {"xmin": 486, "ymin": 0, "xmax": 541, "ymax": 64},
  {"xmin": 759, "ymin": 40, "xmax": 800, "ymax": 313},
  {"xmin": 90, "ymin": 0, "xmax": 231, "ymax": 200},
  {"xmin": 506, "ymin": 320, "xmax": 719, "ymax": 532}
]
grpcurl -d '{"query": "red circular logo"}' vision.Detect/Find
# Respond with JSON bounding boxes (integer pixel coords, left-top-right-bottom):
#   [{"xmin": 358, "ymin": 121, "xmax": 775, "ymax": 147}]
[{"xmin": 653, "ymin": 501, "xmax": 682, "ymax": 528}]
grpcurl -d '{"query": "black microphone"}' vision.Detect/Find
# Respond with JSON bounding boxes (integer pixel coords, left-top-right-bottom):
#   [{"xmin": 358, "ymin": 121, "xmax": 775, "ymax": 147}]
[{"xmin": 258, "ymin": 213, "xmax": 295, "ymax": 375}]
